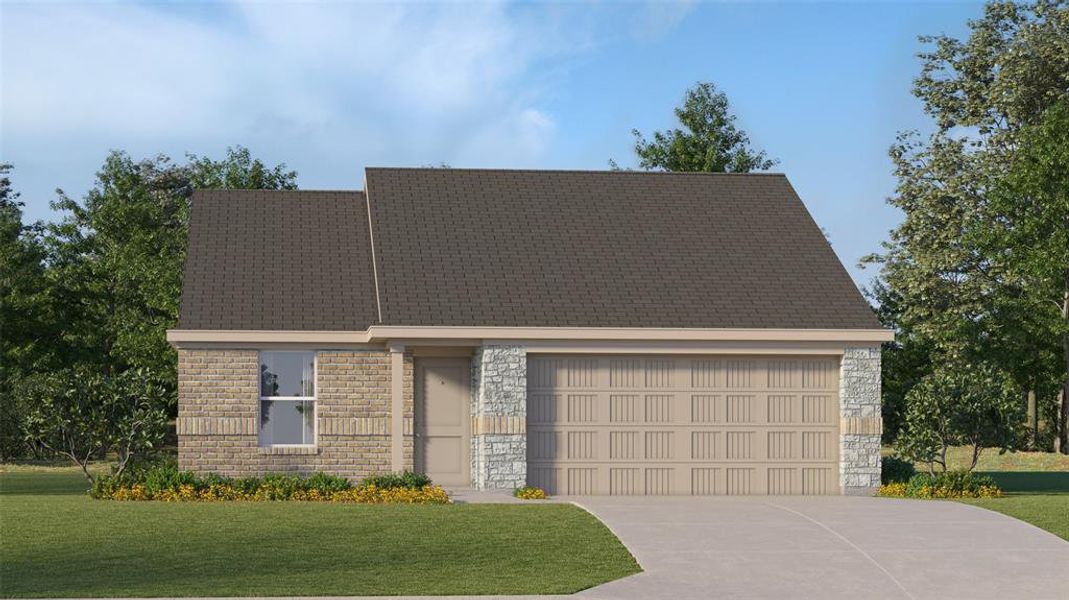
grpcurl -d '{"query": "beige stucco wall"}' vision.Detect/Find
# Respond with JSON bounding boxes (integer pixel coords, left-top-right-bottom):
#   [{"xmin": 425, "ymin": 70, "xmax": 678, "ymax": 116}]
[{"xmin": 176, "ymin": 349, "xmax": 413, "ymax": 479}]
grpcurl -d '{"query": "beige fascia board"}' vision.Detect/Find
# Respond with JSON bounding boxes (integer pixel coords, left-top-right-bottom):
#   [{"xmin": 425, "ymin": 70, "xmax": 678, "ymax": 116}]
[
  {"xmin": 369, "ymin": 326, "xmax": 894, "ymax": 343},
  {"xmin": 519, "ymin": 340, "xmax": 865, "ymax": 355},
  {"xmin": 167, "ymin": 326, "xmax": 892, "ymax": 347},
  {"xmin": 167, "ymin": 330, "xmax": 373, "ymax": 345}
]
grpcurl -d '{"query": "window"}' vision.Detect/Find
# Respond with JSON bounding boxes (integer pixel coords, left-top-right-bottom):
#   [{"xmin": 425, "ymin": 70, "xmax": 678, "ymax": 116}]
[{"xmin": 258, "ymin": 351, "xmax": 316, "ymax": 447}]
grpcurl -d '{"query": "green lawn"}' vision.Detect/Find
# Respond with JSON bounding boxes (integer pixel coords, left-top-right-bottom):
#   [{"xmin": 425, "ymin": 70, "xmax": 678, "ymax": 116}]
[
  {"xmin": 0, "ymin": 469, "xmax": 640, "ymax": 598},
  {"xmin": 942, "ymin": 446, "xmax": 1069, "ymax": 472},
  {"xmin": 883, "ymin": 447, "xmax": 1069, "ymax": 541},
  {"xmin": 963, "ymin": 470, "xmax": 1069, "ymax": 542},
  {"xmin": 960, "ymin": 494, "xmax": 1069, "ymax": 541}
]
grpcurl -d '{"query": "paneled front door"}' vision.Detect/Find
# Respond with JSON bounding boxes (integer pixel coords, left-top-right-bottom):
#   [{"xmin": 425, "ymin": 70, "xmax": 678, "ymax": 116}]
[{"xmin": 414, "ymin": 357, "xmax": 471, "ymax": 487}]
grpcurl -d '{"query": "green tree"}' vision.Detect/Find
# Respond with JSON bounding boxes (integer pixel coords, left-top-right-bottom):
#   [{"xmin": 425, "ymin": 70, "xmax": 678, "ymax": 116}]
[
  {"xmin": 0, "ymin": 164, "xmax": 54, "ymax": 459},
  {"xmin": 187, "ymin": 146, "xmax": 297, "ymax": 190},
  {"xmin": 616, "ymin": 82, "xmax": 776, "ymax": 172},
  {"xmin": 897, "ymin": 364, "xmax": 1024, "ymax": 472},
  {"xmin": 987, "ymin": 99, "xmax": 1069, "ymax": 452},
  {"xmin": 865, "ymin": 0, "xmax": 1069, "ymax": 451},
  {"xmin": 21, "ymin": 367, "xmax": 168, "ymax": 483},
  {"xmin": 869, "ymin": 280, "xmax": 934, "ymax": 444}
]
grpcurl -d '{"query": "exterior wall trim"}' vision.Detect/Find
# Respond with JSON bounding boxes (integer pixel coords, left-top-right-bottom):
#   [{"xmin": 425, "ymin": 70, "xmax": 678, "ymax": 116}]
[
  {"xmin": 168, "ymin": 326, "xmax": 893, "ymax": 345},
  {"xmin": 390, "ymin": 345, "xmax": 405, "ymax": 471}
]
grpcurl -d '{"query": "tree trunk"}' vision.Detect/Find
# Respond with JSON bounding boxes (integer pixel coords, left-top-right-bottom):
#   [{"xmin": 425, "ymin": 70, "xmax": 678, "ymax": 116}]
[
  {"xmin": 970, "ymin": 444, "xmax": 982, "ymax": 471},
  {"xmin": 1026, "ymin": 388, "xmax": 1037, "ymax": 450}
]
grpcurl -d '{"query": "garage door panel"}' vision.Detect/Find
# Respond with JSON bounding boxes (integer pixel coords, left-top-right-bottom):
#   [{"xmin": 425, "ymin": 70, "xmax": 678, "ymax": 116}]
[{"xmin": 527, "ymin": 355, "xmax": 840, "ymax": 496}]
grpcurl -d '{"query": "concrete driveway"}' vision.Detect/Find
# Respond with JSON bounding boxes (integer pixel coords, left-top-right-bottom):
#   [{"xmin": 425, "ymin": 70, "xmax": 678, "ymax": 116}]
[{"xmin": 572, "ymin": 496, "xmax": 1069, "ymax": 600}]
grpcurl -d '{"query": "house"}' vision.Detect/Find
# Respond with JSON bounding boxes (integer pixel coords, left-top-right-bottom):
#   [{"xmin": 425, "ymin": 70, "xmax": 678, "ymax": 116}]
[{"xmin": 167, "ymin": 168, "xmax": 891, "ymax": 496}]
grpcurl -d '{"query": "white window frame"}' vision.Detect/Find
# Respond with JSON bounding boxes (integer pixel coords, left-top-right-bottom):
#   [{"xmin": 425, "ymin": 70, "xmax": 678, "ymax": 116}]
[{"xmin": 257, "ymin": 351, "xmax": 318, "ymax": 448}]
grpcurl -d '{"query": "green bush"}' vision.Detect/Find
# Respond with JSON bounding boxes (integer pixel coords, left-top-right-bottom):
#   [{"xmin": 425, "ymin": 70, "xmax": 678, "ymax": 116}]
[
  {"xmin": 513, "ymin": 486, "xmax": 548, "ymax": 500},
  {"xmin": 91, "ymin": 467, "xmax": 434, "ymax": 500},
  {"xmin": 91, "ymin": 467, "xmax": 357, "ymax": 500},
  {"xmin": 881, "ymin": 455, "xmax": 916, "ymax": 484},
  {"xmin": 905, "ymin": 472, "xmax": 936, "ymax": 496},
  {"xmin": 141, "ymin": 463, "xmax": 197, "ymax": 495},
  {"xmin": 362, "ymin": 471, "xmax": 432, "ymax": 489},
  {"xmin": 931, "ymin": 470, "xmax": 997, "ymax": 494},
  {"xmin": 304, "ymin": 471, "xmax": 353, "ymax": 493},
  {"xmin": 891, "ymin": 470, "xmax": 1002, "ymax": 498}
]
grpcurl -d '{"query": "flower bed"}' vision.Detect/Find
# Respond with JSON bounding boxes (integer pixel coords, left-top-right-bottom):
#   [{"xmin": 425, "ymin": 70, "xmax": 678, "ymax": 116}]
[
  {"xmin": 877, "ymin": 470, "xmax": 1002, "ymax": 499},
  {"xmin": 92, "ymin": 465, "xmax": 449, "ymax": 503},
  {"xmin": 513, "ymin": 485, "xmax": 548, "ymax": 500}
]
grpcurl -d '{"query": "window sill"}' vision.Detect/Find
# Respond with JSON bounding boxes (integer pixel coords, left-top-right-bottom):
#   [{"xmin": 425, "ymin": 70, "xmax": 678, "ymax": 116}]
[{"xmin": 257, "ymin": 446, "xmax": 319, "ymax": 456}]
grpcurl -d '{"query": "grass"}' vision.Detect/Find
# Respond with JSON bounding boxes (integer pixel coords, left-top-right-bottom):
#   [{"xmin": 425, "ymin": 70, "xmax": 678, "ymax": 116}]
[
  {"xmin": 959, "ymin": 495, "xmax": 1069, "ymax": 541},
  {"xmin": 941, "ymin": 446, "xmax": 1069, "ymax": 472},
  {"xmin": 963, "ymin": 470, "xmax": 1069, "ymax": 542},
  {"xmin": 0, "ymin": 468, "xmax": 640, "ymax": 598},
  {"xmin": 883, "ymin": 446, "xmax": 1069, "ymax": 541}
]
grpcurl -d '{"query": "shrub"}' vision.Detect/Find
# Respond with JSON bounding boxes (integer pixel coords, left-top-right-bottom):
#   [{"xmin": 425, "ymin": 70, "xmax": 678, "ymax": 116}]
[
  {"xmin": 876, "ymin": 482, "xmax": 908, "ymax": 498},
  {"xmin": 303, "ymin": 471, "xmax": 353, "ymax": 493},
  {"xmin": 881, "ymin": 455, "xmax": 916, "ymax": 484},
  {"xmin": 361, "ymin": 471, "xmax": 432, "ymax": 490},
  {"xmin": 896, "ymin": 365, "xmax": 1023, "ymax": 472},
  {"xmin": 513, "ymin": 486, "xmax": 548, "ymax": 500},
  {"xmin": 904, "ymin": 472, "xmax": 936, "ymax": 497},
  {"xmin": 878, "ymin": 470, "xmax": 1002, "ymax": 498},
  {"xmin": 20, "ymin": 367, "xmax": 169, "ymax": 484},
  {"xmin": 90, "ymin": 468, "xmax": 449, "ymax": 504},
  {"xmin": 141, "ymin": 462, "xmax": 197, "ymax": 496}
]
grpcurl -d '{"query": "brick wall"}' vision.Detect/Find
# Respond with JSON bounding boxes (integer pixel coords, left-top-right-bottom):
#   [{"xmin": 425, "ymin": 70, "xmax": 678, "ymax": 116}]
[{"xmin": 177, "ymin": 348, "xmax": 413, "ymax": 480}]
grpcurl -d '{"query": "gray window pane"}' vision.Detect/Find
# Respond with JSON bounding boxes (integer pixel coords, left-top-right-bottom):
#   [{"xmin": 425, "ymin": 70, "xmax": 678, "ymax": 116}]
[
  {"xmin": 260, "ymin": 351, "xmax": 315, "ymax": 397},
  {"xmin": 259, "ymin": 400, "xmax": 314, "ymax": 446}
]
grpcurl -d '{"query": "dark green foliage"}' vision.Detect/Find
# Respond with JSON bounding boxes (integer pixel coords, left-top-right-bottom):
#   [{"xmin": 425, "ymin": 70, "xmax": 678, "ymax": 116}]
[
  {"xmin": 90, "ymin": 465, "xmax": 355, "ymax": 499},
  {"xmin": 4, "ymin": 147, "xmax": 297, "ymax": 462},
  {"xmin": 866, "ymin": 1, "xmax": 1069, "ymax": 454},
  {"xmin": 21, "ymin": 367, "xmax": 169, "ymax": 484},
  {"xmin": 618, "ymin": 82, "xmax": 776, "ymax": 173},
  {"xmin": 0, "ymin": 164, "xmax": 52, "ymax": 460},
  {"xmin": 40, "ymin": 147, "xmax": 298, "ymax": 397},
  {"xmin": 362, "ymin": 471, "xmax": 433, "ymax": 489},
  {"xmin": 138, "ymin": 461, "xmax": 198, "ymax": 495},
  {"xmin": 303, "ymin": 471, "xmax": 356, "ymax": 493},
  {"xmin": 881, "ymin": 455, "xmax": 917, "ymax": 484},
  {"xmin": 905, "ymin": 470, "xmax": 999, "ymax": 497},
  {"xmin": 897, "ymin": 364, "xmax": 1024, "ymax": 472}
]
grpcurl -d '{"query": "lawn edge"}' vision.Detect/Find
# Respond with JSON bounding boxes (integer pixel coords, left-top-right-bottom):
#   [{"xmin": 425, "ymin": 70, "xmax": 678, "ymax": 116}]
[{"xmin": 953, "ymin": 498, "xmax": 1069, "ymax": 543}]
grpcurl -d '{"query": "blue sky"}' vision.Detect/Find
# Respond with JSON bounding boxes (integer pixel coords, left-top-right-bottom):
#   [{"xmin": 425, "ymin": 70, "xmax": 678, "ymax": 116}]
[{"xmin": 1, "ymin": 1, "xmax": 981, "ymax": 289}]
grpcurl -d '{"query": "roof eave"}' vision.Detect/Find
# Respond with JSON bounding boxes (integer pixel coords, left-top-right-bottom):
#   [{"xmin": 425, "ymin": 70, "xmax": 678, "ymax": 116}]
[{"xmin": 166, "ymin": 326, "xmax": 894, "ymax": 346}]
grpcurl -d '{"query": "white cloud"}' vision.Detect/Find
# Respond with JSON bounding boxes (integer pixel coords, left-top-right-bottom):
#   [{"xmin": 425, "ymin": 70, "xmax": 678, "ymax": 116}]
[
  {"xmin": 1, "ymin": 0, "xmax": 692, "ymax": 192},
  {"xmin": 2, "ymin": 2, "xmax": 238, "ymax": 138},
  {"xmin": 630, "ymin": 0, "xmax": 697, "ymax": 43}
]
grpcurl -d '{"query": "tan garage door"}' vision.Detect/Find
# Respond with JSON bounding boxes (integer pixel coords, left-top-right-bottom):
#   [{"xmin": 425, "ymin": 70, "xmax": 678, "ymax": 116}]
[{"xmin": 526, "ymin": 355, "xmax": 840, "ymax": 496}]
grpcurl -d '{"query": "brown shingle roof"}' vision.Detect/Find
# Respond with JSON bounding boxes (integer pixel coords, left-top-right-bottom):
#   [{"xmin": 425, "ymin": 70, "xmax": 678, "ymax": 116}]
[
  {"xmin": 364, "ymin": 168, "xmax": 879, "ymax": 329},
  {"xmin": 178, "ymin": 169, "xmax": 879, "ymax": 331},
  {"xmin": 178, "ymin": 190, "xmax": 378, "ymax": 330}
]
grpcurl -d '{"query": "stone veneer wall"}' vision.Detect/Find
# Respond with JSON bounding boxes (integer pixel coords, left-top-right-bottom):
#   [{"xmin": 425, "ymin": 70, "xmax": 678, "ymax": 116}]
[
  {"xmin": 177, "ymin": 348, "xmax": 413, "ymax": 479},
  {"xmin": 470, "ymin": 345, "xmax": 527, "ymax": 490},
  {"xmin": 839, "ymin": 346, "xmax": 882, "ymax": 495}
]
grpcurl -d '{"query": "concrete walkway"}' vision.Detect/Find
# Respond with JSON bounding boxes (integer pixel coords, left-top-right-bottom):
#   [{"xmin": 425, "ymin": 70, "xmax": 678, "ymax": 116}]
[{"xmin": 572, "ymin": 496, "xmax": 1069, "ymax": 600}]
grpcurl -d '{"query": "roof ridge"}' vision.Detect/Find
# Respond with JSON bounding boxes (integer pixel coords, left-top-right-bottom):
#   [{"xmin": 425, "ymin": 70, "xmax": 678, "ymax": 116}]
[
  {"xmin": 194, "ymin": 188, "xmax": 363, "ymax": 193},
  {"xmin": 364, "ymin": 167, "xmax": 786, "ymax": 177}
]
